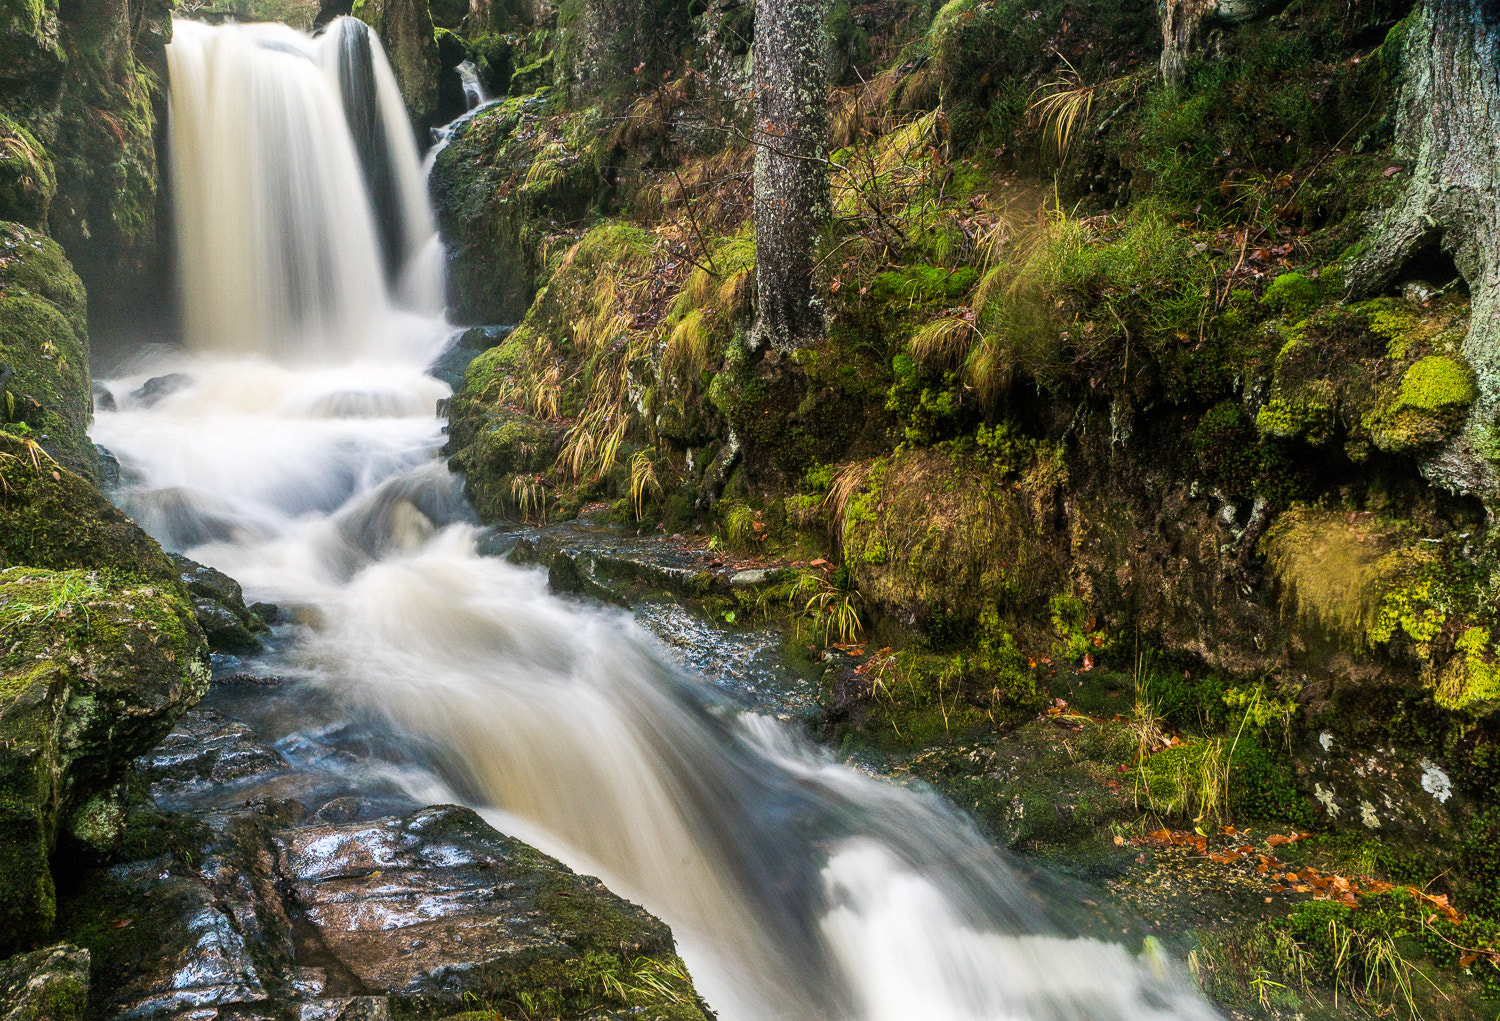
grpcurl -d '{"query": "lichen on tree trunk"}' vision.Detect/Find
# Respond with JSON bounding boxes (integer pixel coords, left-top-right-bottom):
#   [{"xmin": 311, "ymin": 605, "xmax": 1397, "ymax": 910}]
[
  {"xmin": 750, "ymin": 0, "xmax": 830, "ymax": 353},
  {"xmin": 1348, "ymin": 1, "xmax": 1500, "ymax": 497}
]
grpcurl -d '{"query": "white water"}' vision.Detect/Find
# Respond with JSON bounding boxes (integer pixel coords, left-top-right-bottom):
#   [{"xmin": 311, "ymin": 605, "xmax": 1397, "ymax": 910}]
[{"xmin": 98, "ymin": 17, "xmax": 1223, "ymax": 1021}]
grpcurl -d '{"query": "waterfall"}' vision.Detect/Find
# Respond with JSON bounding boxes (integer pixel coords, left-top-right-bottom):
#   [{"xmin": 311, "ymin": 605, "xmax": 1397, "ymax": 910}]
[
  {"xmin": 166, "ymin": 18, "xmax": 442, "ymax": 363},
  {"xmin": 457, "ymin": 60, "xmax": 489, "ymax": 109},
  {"xmin": 95, "ymin": 16, "xmax": 1224, "ymax": 1021}
]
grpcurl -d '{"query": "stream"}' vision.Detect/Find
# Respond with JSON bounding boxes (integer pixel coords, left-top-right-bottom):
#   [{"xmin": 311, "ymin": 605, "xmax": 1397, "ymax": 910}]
[{"xmin": 90, "ymin": 17, "xmax": 1222, "ymax": 1021}]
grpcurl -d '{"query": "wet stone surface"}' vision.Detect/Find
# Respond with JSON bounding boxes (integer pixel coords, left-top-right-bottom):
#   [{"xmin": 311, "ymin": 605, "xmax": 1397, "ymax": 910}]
[
  {"xmin": 136, "ymin": 709, "xmax": 290, "ymax": 796},
  {"xmin": 56, "ymin": 669, "xmax": 699, "ymax": 1021},
  {"xmin": 62, "ymin": 797, "xmax": 682, "ymax": 1019}
]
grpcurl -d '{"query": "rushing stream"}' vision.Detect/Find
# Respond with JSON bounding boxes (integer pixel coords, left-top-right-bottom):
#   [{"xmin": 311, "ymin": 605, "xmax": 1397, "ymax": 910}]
[{"xmin": 92, "ymin": 17, "xmax": 1222, "ymax": 1021}]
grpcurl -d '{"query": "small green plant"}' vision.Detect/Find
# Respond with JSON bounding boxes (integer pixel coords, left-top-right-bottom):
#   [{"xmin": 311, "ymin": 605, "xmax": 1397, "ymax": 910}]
[
  {"xmin": 794, "ymin": 571, "xmax": 864, "ymax": 645},
  {"xmin": 1026, "ymin": 55, "xmax": 1095, "ymax": 160},
  {"xmin": 0, "ymin": 570, "xmax": 105, "ymax": 640}
]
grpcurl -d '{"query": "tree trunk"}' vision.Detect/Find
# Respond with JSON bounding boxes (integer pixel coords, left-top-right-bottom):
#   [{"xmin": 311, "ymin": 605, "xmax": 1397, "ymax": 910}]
[
  {"xmin": 1158, "ymin": 1, "xmax": 1281, "ymax": 85},
  {"xmin": 751, "ymin": 0, "xmax": 829, "ymax": 353},
  {"xmin": 1347, "ymin": 1, "xmax": 1500, "ymax": 498}
]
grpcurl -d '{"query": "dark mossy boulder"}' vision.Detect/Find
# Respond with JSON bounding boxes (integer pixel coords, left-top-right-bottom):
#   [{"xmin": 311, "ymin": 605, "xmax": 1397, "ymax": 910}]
[
  {"xmin": 0, "ymin": 224, "xmax": 94, "ymax": 476},
  {"xmin": 351, "ymin": 0, "xmax": 440, "ymax": 128},
  {"xmin": 0, "ymin": 567, "xmax": 209, "ymax": 952},
  {"xmin": 428, "ymin": 93, "xmax": 603, "ymax": 323},
  {"xmin": 61, "ymin": 803, "xmax": 710, "ymax": 1019},
  {"xmin": 0, "ymin": 115, "xmax": 55, "ymax": 228},
  {"xmin": 0, "ymin": 432, "xmax": 180, "ymax": 587},
  {"xmin": 1364, "ymin": 354, "xmax": 1477, "ymax": 455},
  {"xmin": 0, "ymin": 0, "xmax": 173, "ymax": 342},
  {"xmin": 0, "ymin": 943, "xmax": 89, "ymax": 1021}
]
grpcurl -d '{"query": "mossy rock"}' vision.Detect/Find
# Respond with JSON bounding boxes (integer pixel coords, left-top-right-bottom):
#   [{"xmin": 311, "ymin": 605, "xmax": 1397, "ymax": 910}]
[
  {"xmin": 0, "ymin": 943, "xmax": 88, "ymax": 1021},
  {"xmin": 0, "ymin": 222, "xmax": 93, "ymax": 476},
  {"xmin": 0, "ymin": 432, "xmax": 180, "ymax": 588},
  {"xmin": 0, "ymin": 115, "xmax": 54, "ymax": 228},
  {"xmin": 0, "ymin": 0, "xmax": 64, "ymax": 80},
  {"xmin": 1364, "ymin": 354, "xmax": 1477, "ymax": 455},
  {"xmin": 351, "ymin": 0, "xmax": 440, "ymax": 126},
  {"xmin": 839, "ymin": 447, "xmax": 1066, "ymax": 631},
  {"xmin": 0, "ymin": 567, "xmax": 208, "ymax": 953}
]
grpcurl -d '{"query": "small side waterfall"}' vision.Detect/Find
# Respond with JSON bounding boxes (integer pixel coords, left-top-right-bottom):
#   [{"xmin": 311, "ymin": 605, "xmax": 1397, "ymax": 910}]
[
  {"xmin": 94, "ymin": 16, "xmax": 1227, "ymax": 1021},
  {"xmin": 456, "ymin": 60, "xmax": 489, "ymax": 109}
]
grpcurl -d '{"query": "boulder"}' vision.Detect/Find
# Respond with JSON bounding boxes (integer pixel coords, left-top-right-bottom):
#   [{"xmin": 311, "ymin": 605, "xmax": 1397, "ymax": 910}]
[
  {"xmin": 61, "ymin": 803, "xmax": 711, "ymax": 1020},
  {"xmin": 0, "ymin": 567, "xmax": 209, "ymax": 951},
  {"xmin": 169, "ymin": 553, "xmax": 270, "ymax": 654},
  {"xmin": 349, "ymin": 0, "xmax": 440, "ymax": 130},
  {"xmin": 0, "ymin": 432, "xmax": 181, "ymax": 588},
  {"xmin": 0, "ymin": 0, "xmax": 65, "ymax": 81},
  {"xmin": 0, "ymin": 115, "xmax": 56, "ymax": 228},
  {"xmin": 0, "ymin": 943, "xmax": 89, "ymax": 1021}
]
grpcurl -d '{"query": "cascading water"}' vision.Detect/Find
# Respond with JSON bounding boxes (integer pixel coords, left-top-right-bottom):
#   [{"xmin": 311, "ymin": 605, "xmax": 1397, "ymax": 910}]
[{"xmin": 95, "ymin": 17, "xmax": 1223, "ymax": 1021}]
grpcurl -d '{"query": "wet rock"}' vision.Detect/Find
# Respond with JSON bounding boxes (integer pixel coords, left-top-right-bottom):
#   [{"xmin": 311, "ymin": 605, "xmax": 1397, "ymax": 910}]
[
  {"xmin": 96, "ymin": 443, "xmax": 121, "ymax": 487},
  {"xmin": 215, "ymin": 673, "xmax": 285, "ymax": 688},
  {"xmin": 508, "ymin": 526, "xmax": 730, "ymax": 608},
  {"xmin": 136, "ymin": 710, "xmax": 288, "ymax": 795},
  {"xmin": 194, "ymin": 597, "xmax": 263, "ymax": 654},
  {"xmin": 248, "ymin": 602, "xmax": 281, "ymax": 625},
  {"xmin": 276, "ymin": 806, "xmax": 684, "ymax": 1003},
  {"xmin": 60, "ymin": 800, "xmax": 708, "ymax": 1020},
  {"xmin": 130, "ymin": 373, "xmax": 193, "ymax": 409},
  {"xmin": 93, "ymin": 381, "xmax": 118, "ymax": 413},
  {"xmin": 170, "ymin": 554, "xmax": 270, "ymax": 654},
  {"xmin": 310, "ymin": 797, "xmax": 366, "ymax": 824},
  {"xmin": 294, "ymin": 997, "xmax": 391, "ymax": 1021},
  {"xmin": 78, "ymin": 863, "xmax": 270, "ymax": 1019},
  {"xmin": 0, "ymin": 943, "xmax": 89, "ymax": 1021}
]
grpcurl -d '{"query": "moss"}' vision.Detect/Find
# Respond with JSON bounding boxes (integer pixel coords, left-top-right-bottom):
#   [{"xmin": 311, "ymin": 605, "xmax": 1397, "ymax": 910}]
[
  {"xmin": 839, "ymin": 446, "xmax": 1065, "ymax": 637},
  {"xmin": 871, "ymin": 264, "xmax": 978, "ymax": 304},
  {"xmin": 1389, "ymin": 356, "xmax": 1473, "ymax": 433},
  {"xmin": 0, "ymin": 433, "xmax": 181, "ymax": 589},
  {"xmin": 0, "ymin": 224, "xmax": 92, "ymax": 476},
  {"xmin": 1362, "ymin": 355, "xmax": 1476, "ymax": 455},
  {"xmin": 1434, "ymin": 626, "xmax": 1500, "ymax": 714},
  {"xmin": 1260, "ymin": 271, "xmax": 1324, "ymax": 319},
  {"xmin": 0, "ymin": 115, "xmax": 55, "ymax": 228}
]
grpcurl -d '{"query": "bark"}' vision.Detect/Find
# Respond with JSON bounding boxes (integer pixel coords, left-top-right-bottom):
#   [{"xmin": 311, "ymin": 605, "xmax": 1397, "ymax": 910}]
[
  {"xmin": 1347, "ymin": 1, "xmax": 1500, "ymax": 497},
  {"xmin": 750, "ymin": 0, "xmax": 829, "ymax": 353}
]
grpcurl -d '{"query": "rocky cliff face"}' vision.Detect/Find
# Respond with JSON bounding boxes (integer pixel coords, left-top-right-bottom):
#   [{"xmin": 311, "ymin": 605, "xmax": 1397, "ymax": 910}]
[{"xmin": 0, "ymin": 0, "xmax": 176, "ymax": 345}]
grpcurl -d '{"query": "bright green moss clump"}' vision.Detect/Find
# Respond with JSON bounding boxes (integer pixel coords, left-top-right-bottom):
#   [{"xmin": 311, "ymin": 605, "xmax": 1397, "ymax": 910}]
[{"xmin": 1363, "ymin": 355, "xmax": 1476, "ymax": 455}]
